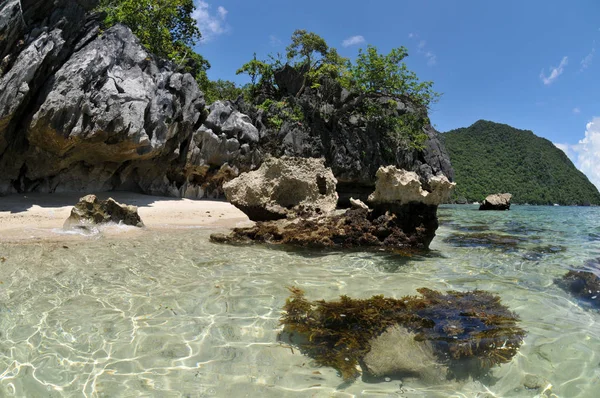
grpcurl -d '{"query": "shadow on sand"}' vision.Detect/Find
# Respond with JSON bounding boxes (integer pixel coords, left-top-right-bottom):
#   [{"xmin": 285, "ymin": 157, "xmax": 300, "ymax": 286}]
[{"xmin": 0, "ymin": 191, "xmax": 211, "ymax": 214}]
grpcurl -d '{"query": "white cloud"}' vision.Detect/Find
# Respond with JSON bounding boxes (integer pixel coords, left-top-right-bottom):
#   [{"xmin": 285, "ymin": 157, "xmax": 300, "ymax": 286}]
[
  {"xmin": 425, "ymin": 51, "xmax": 437, "ymax": 66},
  {"xmin": 573, "ymin": 107, "xmax": 581, "ymax": 114},
  {"xmin": 558, "ymin": 118, "xmax": 600, "ymax": 191},
  {"xmin": 574, "ymin": 117, "xmax": 600, "ymax": 190},
  {"xmin": 193, "ymin": 1, "xmax": 229, "ymax": 41},
  {"xmin": 540, "ymin": 56, "xmax": 568, "ymax": 85},
  {"xmin": 581, "ymin": 48, "xmax": 595, "ymax": 71},
  {"xmin": 342, "ymin": 35, "xmax": 366, "ymax": 47},
  {"xmin": 269, "ymin": 35, "xmax": 282, "ymax": 47},
  {"xmin": 408, "ymin": 33, "xmax": 437, "ymax": 66}
]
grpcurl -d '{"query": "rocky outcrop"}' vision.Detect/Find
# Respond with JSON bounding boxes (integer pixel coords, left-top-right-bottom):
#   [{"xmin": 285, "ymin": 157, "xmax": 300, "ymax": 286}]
[
  {"xmin": 479, "ymin": 193, "xmax": 512, "ymax": 210},
  {"xmin": 0, "ymin": 0, "xmax": 211, "ymax": 196},
  {"xmin": 368, "ymin": 166, "xmax": 455, "ymax": 206},
  {"xmin": 64, "ymin": 194, "xmax": 144, "ymax": 228},
  {"xmin": 213, "ymin": 166, "xmax": 454, "ymax": 250},
  {"xmin": 235, "ymin": 71, "xmax": 455, "ymax": 205},
  {"xmin": 0, "ymin": 1, "xmax": 262, "ymax": 198},
  {"xmin": 223, "ymin": 156, "xmax": 338, "ymax": 221},
  {"xmin": 211, "ymin": 207, "xmax": 435, "ymax": 250},
  {"xmin": 0, "ymin": 1, "xmax": 453, "ymax": 200},
  {"xmin": 187, "ymin": 101, "xmax": 260, "ymax": 168}
]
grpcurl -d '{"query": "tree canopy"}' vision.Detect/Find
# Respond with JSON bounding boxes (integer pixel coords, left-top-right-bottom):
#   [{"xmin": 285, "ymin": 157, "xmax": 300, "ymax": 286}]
[{"xmin": 346, "ymin": 45, "xmax": 439, "ymax": 109}]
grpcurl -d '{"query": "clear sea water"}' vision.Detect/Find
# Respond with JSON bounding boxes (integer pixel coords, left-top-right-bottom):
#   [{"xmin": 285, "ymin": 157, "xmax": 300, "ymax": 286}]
[{"xmin": 1, "ymin": 204, "xmax": 599, "ymax": 397}]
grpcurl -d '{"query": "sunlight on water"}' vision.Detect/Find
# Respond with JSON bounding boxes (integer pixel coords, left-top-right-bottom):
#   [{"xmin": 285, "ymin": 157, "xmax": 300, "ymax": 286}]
[{"xmin": 1, "ymin": 205, "xmax": 600, "ymax": 397}]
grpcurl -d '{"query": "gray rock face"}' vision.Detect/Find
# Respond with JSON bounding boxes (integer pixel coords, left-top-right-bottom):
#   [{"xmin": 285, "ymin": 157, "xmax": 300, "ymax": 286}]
[
  {"xmin": 223, "ymin": 156, "xmax": 338, "ymax": 221},
  {"xmin": 0, "ymin": 0, "xmax": 224, "ymax": 197},
  {"xmin": 187, "ymin": 101, "xmax": 261, "ymax": 168},
  {"xmin": 64, "ymin": 194, "xmax": 144, "ymax": 228},
  {"xmin": 0, "ymin": 1, "xmax": 453, "ymax": 201},
  {"xmin": 479, "ymin": 193, "xmax": 512, "ymax": 210}
]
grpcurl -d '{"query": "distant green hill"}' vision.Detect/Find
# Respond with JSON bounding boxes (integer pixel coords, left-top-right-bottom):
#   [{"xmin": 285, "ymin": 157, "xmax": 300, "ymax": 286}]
[{"xmin": 442, "ymin": 120, "xmax": 600, "ymax": 205}]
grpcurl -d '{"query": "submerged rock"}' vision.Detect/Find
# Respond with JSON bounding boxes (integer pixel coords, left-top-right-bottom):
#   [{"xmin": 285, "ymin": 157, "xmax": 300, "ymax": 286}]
[
  {"xmin": 522, "ymin": 245, "xmax": 566, "ymax": 261},
  {"xmin": 556, "ymin": 263, "xmax": 600, "ymax": 308},
  {"xmin": 211, "ymin": 206, "xmax": 436, "ymax": 250},
  {"xmin": 363, "ymin": 325, "xmax": 447, "ymax": 383},
  {"xmin": 281, "ymin": 287, "xmax": 525, "ymax": 381},
  {"xmin": 479, "ymin": 193, "xmax": 512, "ymax": 211},
  {"xmin": 223, "ymin": 156, "xmax": 338, "ymax": 221},
  {"xmin": 522, "ymin": 374, "xmax": 550, "ymax": 391},
  {"xmin": 443, "ymin": 232, "xmax": 527, "ymax": 251},
  {"xmin": 64, "ymin": 194, "xmax": 144, "ymax": 228}
]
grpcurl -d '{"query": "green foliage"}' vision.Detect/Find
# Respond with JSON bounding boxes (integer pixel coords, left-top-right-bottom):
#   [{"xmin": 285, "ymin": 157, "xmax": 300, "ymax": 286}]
[
  {"xmin": 286, "ymin": 29, "xmax": 329, "ymax": 67},
  {"xmin": 341, "ymin": 45, "xmax": 440, "ymax": 150},
  {"xmin": 285, "ymin": 30, "xmax": 348, "ymax": 97},
  {"xmin": 236, "ymin": 53, "xmax": 274, "ymax": 99},
  {"xmin": 201, "ymin": 79, "xmax": 244, "ymax": 104},
  {"xmin": 96, "ymin": 0, "xmax": 207, "ymax": 77},
  {"xmin": 267, "ymin": 115, "xmax": 283, "ymax": 130},
  {"xmin": 234, "ymin": 29, "xmax": 439, "ymax": 149},
  {"xmin": 282, "ymin": 287, "xmax": 525, "ymax": 380},
  {"xmin": 258, "ymin": 99, "xmax": 303, "ymax": 130},
  {"xmin": 443, "ymin": 120, "xmax": 600, "ymax": 205},
  {"xmin": 363, "ymin": 99, "xmax": 429, "ymax": 150},
  {"xmin": 346, "ymin": 45, "xmax": 439, "ymax": 108}
]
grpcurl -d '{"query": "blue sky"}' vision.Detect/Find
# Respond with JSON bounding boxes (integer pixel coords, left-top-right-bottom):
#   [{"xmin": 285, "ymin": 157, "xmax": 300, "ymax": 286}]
[{"xmin": 192, "ymin": 0, "xmax": 600, "ymax": 189}]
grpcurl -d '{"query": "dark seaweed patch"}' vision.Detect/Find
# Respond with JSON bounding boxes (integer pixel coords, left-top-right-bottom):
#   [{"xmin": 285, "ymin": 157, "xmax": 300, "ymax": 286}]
[
  {"xmin": 556, "ymin": 268, "xmax": 600, "ymax": 308},
  {"xmin": 281, "ymin": 287, "xmax": 526, "ymax": 380},
  {"xmin": 443, "ymin": 233, "xmax": 528, "ymax": 251}
]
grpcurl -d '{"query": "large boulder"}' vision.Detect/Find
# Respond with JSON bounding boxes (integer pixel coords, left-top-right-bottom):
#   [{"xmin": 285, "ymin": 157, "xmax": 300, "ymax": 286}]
[
  {"xmin": 64, "ymin": 194, "xmax": 144, "ymax": 228},
  {"xmin": 479, "ymin": 193, "xmax": 512, "ymax": 211},
  {"xmin": 223, "ymin": 156, "xmax": 338, "ymax": 221}
]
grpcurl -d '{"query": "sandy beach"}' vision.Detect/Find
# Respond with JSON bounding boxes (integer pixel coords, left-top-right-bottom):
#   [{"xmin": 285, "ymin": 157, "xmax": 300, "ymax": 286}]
[{"xmin": 0, "ymin": 192, "xmax": 252, "ymax": 242}]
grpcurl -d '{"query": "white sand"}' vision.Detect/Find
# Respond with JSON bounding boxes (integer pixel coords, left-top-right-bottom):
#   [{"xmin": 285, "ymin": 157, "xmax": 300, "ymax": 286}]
[{"xmin": 0, "ymin": 192, "xmax": 252, "ymax": 242}]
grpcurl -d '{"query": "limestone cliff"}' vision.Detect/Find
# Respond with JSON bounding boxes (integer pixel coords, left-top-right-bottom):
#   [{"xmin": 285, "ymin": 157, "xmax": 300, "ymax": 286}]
[{"xmin": 0, "ymin": 0, "xmax": 453, "ymax": 200}]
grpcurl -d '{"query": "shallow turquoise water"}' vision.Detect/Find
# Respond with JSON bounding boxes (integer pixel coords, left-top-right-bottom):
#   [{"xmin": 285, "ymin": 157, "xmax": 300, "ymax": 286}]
[{"xmin": 0, "ymin": 205, "xmax": 599, "ymax": 397}]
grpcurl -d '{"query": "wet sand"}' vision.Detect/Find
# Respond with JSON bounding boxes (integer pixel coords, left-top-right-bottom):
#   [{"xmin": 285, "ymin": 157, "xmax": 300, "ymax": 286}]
[{"xmin": 0, "ymin": 192, "xmax": 252, "ymax": 242}]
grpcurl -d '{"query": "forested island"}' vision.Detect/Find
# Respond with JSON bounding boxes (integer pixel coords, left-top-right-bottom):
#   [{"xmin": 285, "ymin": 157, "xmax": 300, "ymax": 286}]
[{"xmin": 443, "ymin": 120, "xmax": 600, "ymax": 205}]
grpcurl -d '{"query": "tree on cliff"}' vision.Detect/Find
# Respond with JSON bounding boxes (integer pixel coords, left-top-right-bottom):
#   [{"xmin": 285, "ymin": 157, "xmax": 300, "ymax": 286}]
[
  {"xmin": 346, "ymin": 45, "xmax": 439, "ymax": 109},
  {"xmin": 285, "ymin": 30, "xmax": 347, "ymax": 97},
  {"xmin": 236, "ymin": 53, "xmax": 274, "ymax": 100},
  {"xmin": 344, "ymin": 45, "xmax": 439, "ymax": 148},
  {"xmin": 96, "ymin": 0, "xmax": 209, "ymax": 78}
]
